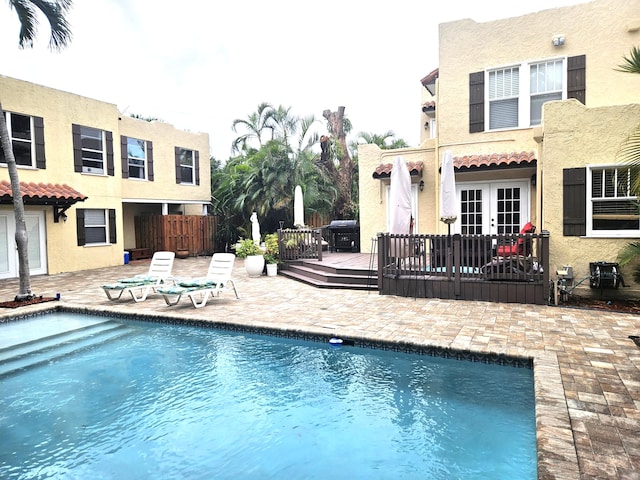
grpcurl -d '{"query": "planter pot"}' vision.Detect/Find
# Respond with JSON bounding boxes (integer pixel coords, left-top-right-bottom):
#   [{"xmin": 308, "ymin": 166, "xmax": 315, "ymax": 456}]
[
  {"xmin": 244, "ymin": 255, "xmax": 265, "ymax": 277},
  {"xmin": 176, "ymin": 249, "xmax": 190, "ymax": 259},
  {"xmin": 266, "ymin": 263, "xmax": 278, "ymax": 277}
]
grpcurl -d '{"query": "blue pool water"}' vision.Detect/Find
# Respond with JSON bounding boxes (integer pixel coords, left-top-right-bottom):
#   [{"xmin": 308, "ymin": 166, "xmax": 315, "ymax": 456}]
[{"xmin": 0, "ymin": 312, "xmax": 536, "ymax": 479}]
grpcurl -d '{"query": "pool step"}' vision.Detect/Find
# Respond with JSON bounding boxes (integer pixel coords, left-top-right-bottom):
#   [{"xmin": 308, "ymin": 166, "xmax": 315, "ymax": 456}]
[{"xmin": 0, "ymin": 321, "xmax": 132, "ymax": 377}]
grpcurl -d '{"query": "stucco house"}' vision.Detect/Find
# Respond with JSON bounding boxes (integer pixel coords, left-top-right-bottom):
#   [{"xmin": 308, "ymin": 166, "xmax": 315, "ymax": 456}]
[
  {"xmin": 358, "ymin": 0, "xmax": 640, "ymax": 297},
  {"xmin": 0, "ymin": 75, "xmax": 211, "ymax": 279}
]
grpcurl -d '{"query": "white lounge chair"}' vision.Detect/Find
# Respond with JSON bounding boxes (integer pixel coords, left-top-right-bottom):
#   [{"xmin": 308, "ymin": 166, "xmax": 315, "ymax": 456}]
[
  {"xmin": 157, "ymin": 253, "xmax": 239, "ymax": 308},
  {"xmin": 101, "ymin": 251, "xmax": 175, "ymax": 302}
]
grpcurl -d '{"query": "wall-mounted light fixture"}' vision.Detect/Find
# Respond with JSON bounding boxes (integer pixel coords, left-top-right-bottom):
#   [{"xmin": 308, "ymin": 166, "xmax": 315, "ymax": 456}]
[
  {"xmin": 552, "ymin": 34, "xmax": 565, "ymax": 47},
  {"xmin": 419, "ymin": 180, "xmax": 425, "ymax": 192},
  {"xmin": 60, "ymin": 212, "xmax": 67, "ymax": 222}
]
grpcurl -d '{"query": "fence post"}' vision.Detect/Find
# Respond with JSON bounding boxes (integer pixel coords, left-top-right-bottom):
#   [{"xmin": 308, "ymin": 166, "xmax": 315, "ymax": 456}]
[
  {"xmin": 453, "ymin": 234, "xmax": 461, "ymax": 297},
  {"xmin": 541, "ymin": 230, "xmax": 550, "ymax": 303},
  {"xmin": 377, "ymin": 232, "xmax": 386, "ymax": 292}
]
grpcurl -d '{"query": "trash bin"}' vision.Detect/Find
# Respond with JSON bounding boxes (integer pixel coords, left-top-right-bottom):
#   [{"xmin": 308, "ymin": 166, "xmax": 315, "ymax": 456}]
[{"xmin": 124, "ymin": 251, "xmax": 130, "ymax": 264}]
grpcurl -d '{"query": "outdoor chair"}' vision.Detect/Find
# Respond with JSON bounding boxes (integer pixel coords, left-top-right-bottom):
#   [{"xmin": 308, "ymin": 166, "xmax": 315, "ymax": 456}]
[
  {"xmin": 157, "ymin": 253, "xmax": 239, "ymax": 308},
  {"xmin": 101, "ymin": 251, "xmax": 175, "ymax": 302}
]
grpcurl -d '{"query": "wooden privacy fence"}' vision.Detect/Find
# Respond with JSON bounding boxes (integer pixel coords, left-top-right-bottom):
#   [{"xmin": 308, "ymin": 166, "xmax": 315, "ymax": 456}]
[{"xmin": 135, "ymin": 215, "xmax": 217, "ymax": 256}]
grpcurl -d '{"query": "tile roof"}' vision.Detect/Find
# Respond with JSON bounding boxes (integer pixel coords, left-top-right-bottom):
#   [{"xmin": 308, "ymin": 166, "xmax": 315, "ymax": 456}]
[
  {"xmin": 453, "ymin": 151, "xmax": 536, "ymax": 171},
  {"xmin": 0, "ymin": 180, "xmax": 88, "ymax": 205},
  {"xmin": 372, "ymin": 161, "xmax": 424, "ymax": 179}
]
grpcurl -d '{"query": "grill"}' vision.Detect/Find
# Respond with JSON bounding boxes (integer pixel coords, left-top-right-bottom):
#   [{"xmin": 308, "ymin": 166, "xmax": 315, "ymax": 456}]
[{"xmin": 327, "ymin": 220, "xmax": 360, "ymax": 252}]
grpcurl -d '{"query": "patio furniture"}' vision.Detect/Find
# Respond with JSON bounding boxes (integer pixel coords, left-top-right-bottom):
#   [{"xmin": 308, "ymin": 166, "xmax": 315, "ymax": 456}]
[
  {"xmin": 101, "ymin": 251, "xmax": 175, "ymax": 302},
  {"xmin": 157, "ymin": 253, "xmax": 239, "ymax": 308}
]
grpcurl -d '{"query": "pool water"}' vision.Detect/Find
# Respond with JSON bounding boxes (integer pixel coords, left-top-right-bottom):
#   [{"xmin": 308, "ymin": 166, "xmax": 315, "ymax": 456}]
[{"xmin": 0, "ymin": 312, "xmax": 536, "ymax": 479}]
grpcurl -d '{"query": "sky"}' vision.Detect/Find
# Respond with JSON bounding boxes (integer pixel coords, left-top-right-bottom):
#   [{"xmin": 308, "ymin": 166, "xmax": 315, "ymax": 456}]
[{"xmin": 0, "ymin": 0, "xmax": 587, "ymax": 161}]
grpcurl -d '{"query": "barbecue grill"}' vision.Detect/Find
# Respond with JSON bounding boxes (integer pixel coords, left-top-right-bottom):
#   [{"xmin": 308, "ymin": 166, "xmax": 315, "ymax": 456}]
[{"xmin": 327, "ymin": 220, "xmax": 360, "ymax": 252}]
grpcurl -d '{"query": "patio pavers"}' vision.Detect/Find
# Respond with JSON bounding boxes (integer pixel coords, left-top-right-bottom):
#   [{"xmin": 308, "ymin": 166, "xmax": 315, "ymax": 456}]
[{"xmin": 0, "ymin": 255, "xmax": 639, "ymax": 479}]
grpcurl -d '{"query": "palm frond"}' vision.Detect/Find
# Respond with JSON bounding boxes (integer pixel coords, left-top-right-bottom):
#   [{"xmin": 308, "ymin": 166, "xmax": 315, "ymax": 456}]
[{"xmin": 615, "ymin": 46, "xmax": 640, "ymax": 74}]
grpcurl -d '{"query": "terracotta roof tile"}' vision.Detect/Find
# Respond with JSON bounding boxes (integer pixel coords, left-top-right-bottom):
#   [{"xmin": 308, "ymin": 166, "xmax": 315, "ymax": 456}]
[
  {"xmin": 373, "ymin": 161, "xmax": 424, "ymax": 179},
  {"xmin": 0, "ymin": 180, "xmax": 88, "ymax": 205},
  {"xmin": 453, "ymin": 151, "xmax": 536, "ymax": 171}
]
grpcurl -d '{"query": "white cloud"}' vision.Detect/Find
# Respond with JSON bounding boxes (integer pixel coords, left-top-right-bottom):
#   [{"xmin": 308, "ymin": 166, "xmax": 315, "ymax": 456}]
[{"xmin": 0, "ymin": 0, "xmax": 587, "ymax": 160}]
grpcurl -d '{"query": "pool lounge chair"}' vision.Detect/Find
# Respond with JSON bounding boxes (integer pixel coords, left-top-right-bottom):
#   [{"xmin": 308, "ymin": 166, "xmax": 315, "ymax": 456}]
[
  {"xmin": 101, "ymin": 251, "xmax": 175, "ymax": 302},
  {"xmin": 157, "ymin": 253, "xmax": 239, "ymax": 308}
]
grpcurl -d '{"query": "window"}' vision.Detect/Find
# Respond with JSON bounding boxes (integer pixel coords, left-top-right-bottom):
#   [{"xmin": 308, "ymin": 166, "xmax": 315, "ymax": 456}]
[
  {"xmin": 488, "ymin": 67, "xmax": 519, "ymax": 129},
  {"xmin": 0, "ymin": 112, "xmax": 45, "ymax": 168},
  {"xmin": 472, "ymin": 56, "xmax": 585, "ymax": 133},
  {"xmin": 76, "ymin": 208, "xmax": 116, "ymax": 246},
  {"xmin": 174, "ymin": 147, "xmax": 200, "ymax": 185},
  {"xmin": 80, "ymin": 126, "xmax": 105, "ymax": 174},
  {"xmin": 530, "ymin": 59, "xmax": 563, "ymax": 125},
  {"xmin": 587, "ymin": 165, "xmax": 640, "ymax": 235},
  {"xmin": 127, "ymin": 137, "xmax": 146, "ymax": 179},
  {"xmin": 121, "ymin": 137, "xmax": 153, "ymax": 181},
  {"xmin": 72, "ymin": 124, "xmax": 114, "ymax": 175}
]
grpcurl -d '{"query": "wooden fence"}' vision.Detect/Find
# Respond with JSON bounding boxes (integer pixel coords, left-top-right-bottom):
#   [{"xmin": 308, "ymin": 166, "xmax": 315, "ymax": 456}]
[
  {"xmin": 377, "ymin": 232, "xmax": 550, "ymax": 304},
  {"xmin": 134, "ymin": 215, "xmax": 217, "ymax": 256}
]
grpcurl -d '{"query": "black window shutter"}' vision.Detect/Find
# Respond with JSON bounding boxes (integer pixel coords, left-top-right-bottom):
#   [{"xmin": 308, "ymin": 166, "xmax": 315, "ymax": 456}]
[
  {"xmin": 147, "ymin": 141, "xmax": 154, "ymax": 181},
  {"xmin": 563, "ymin": 168, "xmax": 587, "ymax": 236},
  {"xmin": 567, "ymin": 55, "xmax": 586, "ymax": 104},
  {"xmin": 469, "ymin": 71, "xmax": 485, "ymax": 133},
  {"xmin": 120, "ymin": 136, "xmax": 129, "ymax": 179},
  {"xmin": 108, "ymin": 209, "xmax": 117, "ymax": 244},
  {"xmin": 106, "ymin": 131, "xmax": 114, "ymax": 176},
  {"xmin": 76, "ymin": 209, "xmax": 86, "ymax": 246},
  {"xmin": 195, "ymin": 151, "xmax": 200, "ymax": 185},
  {"xmin": 175, "ymin": 147, "xmax": 181, "ymax": 183},
  {"xmin": 72, "ymin": 124, "xmax": 83, "ymax": 173},
  {"xmin": 34, "ymin": 116, "xmax": 46, "ymax": 169}
]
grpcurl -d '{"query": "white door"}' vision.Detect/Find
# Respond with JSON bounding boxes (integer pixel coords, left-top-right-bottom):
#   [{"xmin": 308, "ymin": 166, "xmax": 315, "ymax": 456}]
[
  {"xmin": 0, "ymin": 211, "xmax": 47, "ymax": 279},
  {"xmin": 456, "ymin": 181, "xmax": 529, "ymax": 235}
]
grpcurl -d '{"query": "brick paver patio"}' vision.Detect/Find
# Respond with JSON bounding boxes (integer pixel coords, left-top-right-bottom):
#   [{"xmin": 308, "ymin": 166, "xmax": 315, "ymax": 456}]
[{"xmin": 0, "ymin": 255, "xmax": 639, "ymax": 479}]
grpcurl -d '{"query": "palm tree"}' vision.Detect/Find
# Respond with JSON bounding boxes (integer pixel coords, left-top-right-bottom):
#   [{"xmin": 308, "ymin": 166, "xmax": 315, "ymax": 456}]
[
  {"xmin": 615, "ymin": 46, "xmax": 640, "ymax": 280},
  {"xmin": 351, "ymin": 131, "xmax": 409, "ymax": 151},
  {"xmin": 231, "ymin": 102, "xmax": 276, "ymax": 154},
  {"xmin": 1, "ymin": 0, "xmax": 73, "ymax": 300}
]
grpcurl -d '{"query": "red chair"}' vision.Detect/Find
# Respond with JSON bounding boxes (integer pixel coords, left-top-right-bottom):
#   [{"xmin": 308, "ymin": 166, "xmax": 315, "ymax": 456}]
[{"xmin": 496, "ymin": 222, "xmax": 536, "ymax": 257}]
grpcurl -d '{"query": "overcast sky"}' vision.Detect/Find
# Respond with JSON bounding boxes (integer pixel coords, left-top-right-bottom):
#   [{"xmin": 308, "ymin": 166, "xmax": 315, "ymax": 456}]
[{"xmin": 0, "ymin": 0, "xmax": 586, "ymax": 160}]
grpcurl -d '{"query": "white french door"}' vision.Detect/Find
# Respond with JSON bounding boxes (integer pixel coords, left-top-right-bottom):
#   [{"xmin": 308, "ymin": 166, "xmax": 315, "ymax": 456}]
[
  {"xmin": 0, "ymin": 210, "xmax": 47, "ymax": 279},
  {"xmin": 456, "ymin": 181, "xmax": 529, "ymax": 235}
]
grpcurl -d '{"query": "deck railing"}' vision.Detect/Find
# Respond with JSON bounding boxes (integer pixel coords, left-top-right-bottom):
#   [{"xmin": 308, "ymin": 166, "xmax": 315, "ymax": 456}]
[
  {"xmin": 377, "ymin": 231, "xmax": 550, "ymax": 304},
  {"xmin": 277, "ymin": 228, "xmax": 323, "ymax": 261}
]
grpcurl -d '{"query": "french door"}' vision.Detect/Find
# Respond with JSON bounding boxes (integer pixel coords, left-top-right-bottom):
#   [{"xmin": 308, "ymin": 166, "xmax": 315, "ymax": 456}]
[
  {"xmin": 457, "ymin": 181, "xmax": 529, "ymax": 235},
  {"xmin": 0, "ymin": 210, "xmax": 47, "ymax": 279}
]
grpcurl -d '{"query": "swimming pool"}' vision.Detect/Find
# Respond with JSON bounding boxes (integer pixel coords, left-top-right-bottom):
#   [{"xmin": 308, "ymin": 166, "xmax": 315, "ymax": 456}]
[{"xmin": 0, "ymin": 312, "xmax": 536, "ymax": 479}]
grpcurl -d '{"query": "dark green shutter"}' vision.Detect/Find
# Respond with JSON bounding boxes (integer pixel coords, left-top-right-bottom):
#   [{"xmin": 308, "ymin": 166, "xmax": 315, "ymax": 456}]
[
  {"xmin": 72, "ymin": 124, "xmax": 83, "ymax": 173},
  {"xmin": 120, "ymin": 136, "xmax": 129, "ymax": 179},
  {"xmin": 108, "ymin": 209, "xmax": 117, "ymax": 244},
  {"xmin": 34, "ymin": 116, "xmax": 46, "ymax": 169},
  {"xmin": 106, "ymin": 131, "xmax": 114, "ymax": 176},
  {"xmin": 469, "ymin": 71, "xmax": 485, "ymax": 133},
  {"xmin": 175, "ymin": 146, "xmax": 181, "ymax": 183},
  {"xmin": 147, "ymin": 141, "xmax": 154, "ymax": 181},
  {"xmin": 563, "ymin": 168, "xmax": 586, "ymax": 236},
  {"xmin": 567, "ymin": 55, "xmax": 586, "ymax": 104},
  {"xmin": 195, "ymin": 151, "xmax": 200, "ymax": 185},
  {"xmin": 76, "ymin": 209, "xmax": 85, "ymax": 246}
]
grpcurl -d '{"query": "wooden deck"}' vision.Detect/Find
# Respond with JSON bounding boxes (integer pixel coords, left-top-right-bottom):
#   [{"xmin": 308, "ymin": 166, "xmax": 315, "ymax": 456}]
[{"xmin": 279, "ymin": 252, "xmax": 377, "ymax": 290}]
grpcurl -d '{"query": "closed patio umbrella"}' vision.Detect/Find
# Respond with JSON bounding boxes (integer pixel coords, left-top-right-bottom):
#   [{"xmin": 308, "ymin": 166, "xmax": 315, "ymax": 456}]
[
  {"xmin": 389, "ymin": 155, "xmax": 412, "ymax": 258},
  {"xmin": 294, "ymin": 185, "xmax": 304, "ymax": 228},
  {"xmin": 440, "ymin": 149, "xmax": 457, "ymax": 235}
]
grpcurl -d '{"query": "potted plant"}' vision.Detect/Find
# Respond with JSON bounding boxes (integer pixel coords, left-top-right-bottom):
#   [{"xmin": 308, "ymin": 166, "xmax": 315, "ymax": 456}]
[
  {"xmin": 264, "ymin": 233, "xmax": 280, "ymax": 276},
  {"xmin": 233, "ymin": 238, "xmax": 264, "ymax": 277}
]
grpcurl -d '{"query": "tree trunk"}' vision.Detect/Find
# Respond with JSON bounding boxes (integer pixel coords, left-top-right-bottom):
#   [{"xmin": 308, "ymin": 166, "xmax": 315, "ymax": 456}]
[
  {"xmin": 322, "ymin": 107, "xmax": 355, "ymax": 219},
  {"xmin": 0, "ymin": 100, "xmax": 33, "ymax": 300}
]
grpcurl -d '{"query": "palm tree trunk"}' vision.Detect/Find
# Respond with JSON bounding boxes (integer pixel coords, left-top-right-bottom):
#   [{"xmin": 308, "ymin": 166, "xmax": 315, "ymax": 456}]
[{"xmin": 0, "ymin": 100, "xmax": 33, "ymax": 300}]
